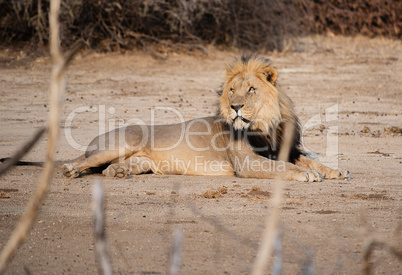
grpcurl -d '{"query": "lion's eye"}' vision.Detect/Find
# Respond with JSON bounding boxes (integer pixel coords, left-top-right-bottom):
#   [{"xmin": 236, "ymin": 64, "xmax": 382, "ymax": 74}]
[
  {"xmin": 248, "ymin": 86, "xmax": 256, "ymax": 93},
  {"xmin": 229, "ymin": 88, "xmax": 234, "ymax": 95}
]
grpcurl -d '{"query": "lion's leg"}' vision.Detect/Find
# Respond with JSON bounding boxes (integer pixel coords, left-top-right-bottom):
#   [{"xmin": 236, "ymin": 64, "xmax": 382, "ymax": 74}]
[
  {"xmin": 234, "ymin": 156, "xmax": 322, "ymax": 182},
  {"xmin": 102, "ymin": 156, "xmax": 153, "ymax": 178},
  {"xmin": 63, "ymin": 151, "xmax": 121, "ymax": 178},
  {"xmin": 295, "ymin": 155, "xmax": 351, "ymax": 180}
]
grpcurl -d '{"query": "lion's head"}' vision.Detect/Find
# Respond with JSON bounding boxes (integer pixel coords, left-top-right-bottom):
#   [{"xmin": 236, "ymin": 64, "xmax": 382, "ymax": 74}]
[
  {"xmin": 219, "ymin": 54, "xmax": 287, "ymax": 134},
  {"xmin": 218, "ymin": 54, "xmax": 302, "ymax": 161}
]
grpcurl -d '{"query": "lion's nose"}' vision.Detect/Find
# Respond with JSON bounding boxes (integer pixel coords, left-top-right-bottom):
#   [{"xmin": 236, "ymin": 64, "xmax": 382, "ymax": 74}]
[{"xmin": 230, "ymin": 104, "xmax": 244, "ymax": 112}]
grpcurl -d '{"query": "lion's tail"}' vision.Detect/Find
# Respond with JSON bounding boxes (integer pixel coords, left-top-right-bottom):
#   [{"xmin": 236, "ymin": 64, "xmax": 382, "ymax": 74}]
[
  {"xmin": 0, "ymin": 158, "xmax": 44, "ymax": 166},
  {"xmin": 0, "ymin": 154, "xmax": 85, "ymax": 167}
]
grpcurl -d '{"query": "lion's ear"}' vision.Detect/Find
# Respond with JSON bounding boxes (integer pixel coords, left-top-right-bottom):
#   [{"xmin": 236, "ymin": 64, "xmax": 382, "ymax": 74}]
[{"xmin": 264, "ymin": 67, "xmax": 277, "ymax": 85}]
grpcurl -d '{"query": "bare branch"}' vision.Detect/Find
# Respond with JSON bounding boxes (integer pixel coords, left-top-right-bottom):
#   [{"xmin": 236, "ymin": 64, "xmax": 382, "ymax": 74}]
[
  {"xmin": 167, "ymin": 228, "xmax": 183, "ymax": 275},
  {"xmin": 93, "ymin": 180, "xmax": 113, "ymax": 275},
  {"xmin": 271, "ymin": 230, "xmax": 282, "ymax": 275},
  {"xmin": 251, "ymin": 122, "xmax": 295, "ymax": 275},
  {"xmin": 301, "ymin": 249, "xmax": 315, "ymax": 275},
  {"xmin": 0, "ymin": 0, "xmax": 80, "ymax": 273},
  {"xmin": 0, "ymin": 127, "xmax": 46, "ymax": 177},
  {"xmin": 363, "ymin": 237, "xmax": 402, "ymax": 275}
]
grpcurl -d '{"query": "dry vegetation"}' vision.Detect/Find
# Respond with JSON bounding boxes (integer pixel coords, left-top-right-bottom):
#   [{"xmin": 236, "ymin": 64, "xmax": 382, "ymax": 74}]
[{"xmin": 1, "ymin": 0, "xmax": 401, "ymax": 52}]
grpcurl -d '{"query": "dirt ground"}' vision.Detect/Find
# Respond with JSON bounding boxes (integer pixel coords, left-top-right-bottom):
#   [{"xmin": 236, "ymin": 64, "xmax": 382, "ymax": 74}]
[{"xmin": 0, "ymin": 35, "xmax": 401, "ymax": 274}]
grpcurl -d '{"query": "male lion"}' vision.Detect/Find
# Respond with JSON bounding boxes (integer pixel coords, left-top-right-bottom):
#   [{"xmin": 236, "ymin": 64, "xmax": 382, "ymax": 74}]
[{"xmin": 63, "ymin": 55, "xmax": 351, "ymax": 182}]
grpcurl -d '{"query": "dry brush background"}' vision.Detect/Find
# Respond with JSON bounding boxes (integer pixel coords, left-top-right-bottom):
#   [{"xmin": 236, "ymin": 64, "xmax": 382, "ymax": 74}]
[{"xmin": 1, "ymin": 0, "xmax": 401, "ymax": 52}]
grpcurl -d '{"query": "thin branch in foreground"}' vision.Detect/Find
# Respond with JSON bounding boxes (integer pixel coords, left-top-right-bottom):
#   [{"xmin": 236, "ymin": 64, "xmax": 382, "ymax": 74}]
[
  {"xmin": 167, "ymin": 228, "xmax": 183, "ymax": 275},
  {"xmin": 0, "ymin": 126, "xmax": 46, "ymax": 177},
  {"xmin": 93, "ymin": 180, "xmax": 113, "ymax": 275},
  {"xmin": 0, "ymin": 0, "xmax": 81, "ymax": 273},
  {"xmin": 251, "ymin": 122, "xmax": 295, "ymax": 275},
  {"xmin": 363, "ymin": 237, "xmax": 402, "ymax": 275},
  {"xmin": 271, "ymin": 230, "xmax": 282, "ymax": 275},
  {"xmin": 301, "ymin": 249, "xmax": 315, "ymax": 275}
]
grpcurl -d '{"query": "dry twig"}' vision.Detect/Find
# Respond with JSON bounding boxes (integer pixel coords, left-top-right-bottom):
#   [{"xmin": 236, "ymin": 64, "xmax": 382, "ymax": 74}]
[
  {"xmin": 0, "ymin": 127, "xmax": 46, "ymax": 177},
  {"xmin": 92, "ymin": 180, "xmax": 113, "ymax": 275},
  {"xmin": 251, "ymin": 122, "xmax": 295, "ymax": 275},
  {"xmin": 363, "ymin": 237, "xmax": 402, "ymax": 275},
  {"xmin": 0, "ymin": 0, "xmax": 80, "ymax": 273},
  {"xmin": 167, "ymin": 228, "xmax": 183, "ymax": 275},
  {"xmin": 271, "ymin": 231, "xmax": 282, "ymax": 275}
]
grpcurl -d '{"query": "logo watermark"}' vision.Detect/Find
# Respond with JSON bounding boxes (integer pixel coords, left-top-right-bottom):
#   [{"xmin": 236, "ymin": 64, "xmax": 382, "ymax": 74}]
[{"xmin": 123, "ymin": 154, "xmax": 287, "ymax": 175}]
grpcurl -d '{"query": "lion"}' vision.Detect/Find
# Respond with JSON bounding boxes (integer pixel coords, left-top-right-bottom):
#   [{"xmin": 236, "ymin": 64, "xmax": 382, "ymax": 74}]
[{"xmin": 62, "ymin": 54, "xmax": 351, "ymax": 182}]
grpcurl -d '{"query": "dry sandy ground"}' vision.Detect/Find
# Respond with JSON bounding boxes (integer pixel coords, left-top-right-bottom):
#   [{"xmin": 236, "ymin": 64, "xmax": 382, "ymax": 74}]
[{"xmin": 0, "ymin": 36, "xmax": 401, "ymax": 274}]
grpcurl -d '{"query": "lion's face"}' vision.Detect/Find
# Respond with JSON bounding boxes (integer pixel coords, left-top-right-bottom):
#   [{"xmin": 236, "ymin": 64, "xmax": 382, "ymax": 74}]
[{"xmin": 219, "ymin": 56, "xmax": 282, "ymax": 133}]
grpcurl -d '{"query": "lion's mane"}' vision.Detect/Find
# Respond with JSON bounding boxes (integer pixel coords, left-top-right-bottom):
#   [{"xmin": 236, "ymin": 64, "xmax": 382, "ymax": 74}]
[{"xmin": 217, "ymin": 54, "xmax": 303, "ymax": 163}]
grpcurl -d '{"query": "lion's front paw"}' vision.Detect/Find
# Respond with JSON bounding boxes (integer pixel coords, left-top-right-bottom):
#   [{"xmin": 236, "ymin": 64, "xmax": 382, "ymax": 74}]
[
  {"xmin": 293, "ymin": 170, "xmax": 322, "ymax": 182},
  {"xmin": 102, "ymin": 164, "xmax": 130, "ymax": 178},
  {"xmin": 63, "ymin": 163, "xmax": 80, "ymax": 178},
  {"xmin": 305, "ymin": 170, "xmax": 323, "ymax": 182},
  {"xmin": 326, "ymin": 169, "xmax": 352, "ymax": 180}
]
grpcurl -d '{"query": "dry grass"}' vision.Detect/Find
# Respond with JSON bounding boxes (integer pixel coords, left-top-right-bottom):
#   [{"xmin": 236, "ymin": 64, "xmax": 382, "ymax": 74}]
[{"xmin": 0, "ymin": 0, "xmax": 400, "ymax": 52}]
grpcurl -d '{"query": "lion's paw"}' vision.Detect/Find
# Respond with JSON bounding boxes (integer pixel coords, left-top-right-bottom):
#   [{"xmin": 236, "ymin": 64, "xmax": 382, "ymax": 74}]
[
  {"xmin": 102, "ymin": 164, "xmax": 130, "ymax": 178},
  {"xmin": 293, "ymin": 170, "xmax": 322, "ymax": 182},
  {"xmin": 63, "ymin": 163, "xmax": 80, "ymax": 178},
  {"xmin": 326, "ymin": 169, "xmax": 352, "ymax": 180},
  {"xmin": 305, "ymin": 170, "xmax": 323, "ymax": 182}
]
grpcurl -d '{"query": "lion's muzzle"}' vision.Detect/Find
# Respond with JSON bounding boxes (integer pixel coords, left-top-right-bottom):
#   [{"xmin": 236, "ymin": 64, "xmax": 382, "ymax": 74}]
[{"xmin": 230, "ymin": 104, "xmax": 252, "ymax": 129}]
